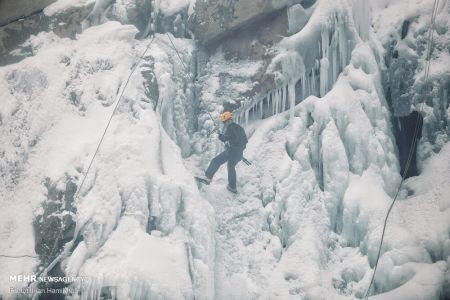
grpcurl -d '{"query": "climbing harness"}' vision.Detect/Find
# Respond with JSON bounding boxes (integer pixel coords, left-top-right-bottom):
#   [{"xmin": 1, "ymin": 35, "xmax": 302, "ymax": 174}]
[
  {"xmin": 363, "ymin": 0, "xmax": 440, "ymax": 298},
  {"xmin": 27, "ymin": 35, "xmax": 156, "ymax": 293}
]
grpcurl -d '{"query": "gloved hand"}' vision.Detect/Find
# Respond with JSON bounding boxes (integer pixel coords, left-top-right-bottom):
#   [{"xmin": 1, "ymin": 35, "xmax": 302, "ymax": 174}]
[{"xmin": 218, "ymin": 133, "xmax": 227, "ymax": 142}]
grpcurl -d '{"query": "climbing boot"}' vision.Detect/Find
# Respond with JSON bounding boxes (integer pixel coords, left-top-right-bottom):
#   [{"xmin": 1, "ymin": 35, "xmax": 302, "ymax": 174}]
[
  {"xmin": 226, "ymin": 185, "xmax": 237, "ymax": 194},
  {"xmin": 195, "ymin": 176, "xmax": 211, "ymax": 185}
]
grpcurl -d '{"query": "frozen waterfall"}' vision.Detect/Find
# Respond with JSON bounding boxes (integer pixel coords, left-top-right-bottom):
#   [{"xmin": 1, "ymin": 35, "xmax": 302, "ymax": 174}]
[{"xmin": 0, "ymin": 0, "xmax": 449, "ymax": 299}]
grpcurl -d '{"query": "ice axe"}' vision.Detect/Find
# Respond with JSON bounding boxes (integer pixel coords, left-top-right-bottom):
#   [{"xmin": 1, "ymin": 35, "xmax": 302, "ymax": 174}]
[
  {"xmin": 205, "ymin": 110, "xmax": 252, "ymax": 166},
  {"xmin": 242, "ymin": 158, "xmax": 252, "ymax": 165}
]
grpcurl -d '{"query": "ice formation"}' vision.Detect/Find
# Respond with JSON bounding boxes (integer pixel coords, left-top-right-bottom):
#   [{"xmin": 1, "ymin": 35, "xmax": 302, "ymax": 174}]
[
  {"xmin": 218, "ymin": 40, "xmax": 402, "ymax": 298},
  {"xmin": 236, "ymin": 0, "xmax": 368, "ymax": 125},
  {"xmin": 0, "ymin": 0, "xmax": 449, "ymax": 299},
  {"xmin": 193, "ymin": 0, "xmax": 449, "ymax": 298},
  {"xmin": 0, "ymin": 20, "xmax": 214, "ymax": 299}
]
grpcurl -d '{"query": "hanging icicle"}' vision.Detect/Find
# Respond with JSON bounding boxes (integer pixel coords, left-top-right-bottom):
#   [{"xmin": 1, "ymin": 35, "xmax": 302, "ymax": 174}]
[
  {"xmin": 288, "ymin": 81, "xmax": 296, "ymax": 118},
  {"xmin": 245, "ymin": 109, "xmax": 249, "ymax": 126},
  {"xmin": 260, "ymin": 98, "xmax": 263, "ymax": 119},
  {"xmin": 272, "ymin": 90, "xmax": 276, "ymax": 116},
  {"xmin": 233, "ymin": 8, "xmax": 355, "ymax": 124}
]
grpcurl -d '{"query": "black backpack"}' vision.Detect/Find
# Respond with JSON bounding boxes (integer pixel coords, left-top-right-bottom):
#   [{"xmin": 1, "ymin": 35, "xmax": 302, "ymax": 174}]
[{"xmin": 228, "ymin": 123, "xmax": 248, "ymax": 150}]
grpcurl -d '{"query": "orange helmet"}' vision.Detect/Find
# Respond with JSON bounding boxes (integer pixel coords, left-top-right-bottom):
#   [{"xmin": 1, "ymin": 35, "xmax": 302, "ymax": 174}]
[{"xmin": 220, "ymin": 111, "xmax": 233, "ymax": 122}]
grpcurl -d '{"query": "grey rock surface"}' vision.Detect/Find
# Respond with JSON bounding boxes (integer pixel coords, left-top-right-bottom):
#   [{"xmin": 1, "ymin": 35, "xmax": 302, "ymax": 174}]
[
  {"xmin": 0, "ymin": 2, "xmax": 93, "ymax": 65},
  {"xmin": 0, "ymin": 0, "xmax": 56, "ymax": 26},
  {"xmin": 190, "ymin": 0, "xmax": 308, "ymax": 46}
]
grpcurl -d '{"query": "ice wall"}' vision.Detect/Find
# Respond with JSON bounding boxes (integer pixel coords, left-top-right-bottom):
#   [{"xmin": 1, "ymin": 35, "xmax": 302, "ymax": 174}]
[
  {"xmin": 235, "ymin": 0, "xmax": 368, "ymax": 125},
  {"xmin": 150, "ymin": 33, "xmax": 197, "ymax": 157},
  {"xmin": 212, "ymin": 37, "xmax": 400, "ymax": 297},
  {"xmin": 184, "ymin": 0, "xmax": 403, "ymax": 297},
  {"xmin": 226, "ymin": 0, "xmax": 449, "ymax": 298},
  {"xmin": 0, "ymin": 20, "xmax": 214, "ymax": 299},
  {"xmin": 1, "ymin": 0, "xmax": 449, "ymax": 299},
  {"xmin": 373, "ymin": 0, "xmax": 450, "ymax": 168}
]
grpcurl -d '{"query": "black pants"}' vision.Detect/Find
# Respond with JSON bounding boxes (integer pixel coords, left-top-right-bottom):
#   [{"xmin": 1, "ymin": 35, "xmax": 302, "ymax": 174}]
[{"xmin": 205, "ymin": 148, "xmax": 243, "ymax": 189}]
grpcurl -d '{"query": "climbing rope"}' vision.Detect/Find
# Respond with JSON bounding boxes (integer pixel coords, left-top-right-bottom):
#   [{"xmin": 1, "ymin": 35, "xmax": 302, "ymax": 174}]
[
  {"xmin": 164, "ymin": 32, "xmax": 253, "ymax": 166},
  {"xmin": 27, "ymin": 35, "xmax": 155, "ymax": 289},
  {"xmin": 363, "ymin": 0, "xmax": 440, "ymax": 298},
  {"xmin": 166, "ymin": 32, "xmax": 189, "ymax": 73},
  {"xmin": 0, "ymin": 254, "xmax": 38, "ymax": 258}
]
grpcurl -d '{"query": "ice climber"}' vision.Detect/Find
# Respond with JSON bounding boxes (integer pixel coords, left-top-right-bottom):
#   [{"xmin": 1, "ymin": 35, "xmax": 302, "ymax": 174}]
[{"xmin": 196, "ymin": 111, "xmax": 248, "ymax": 193}]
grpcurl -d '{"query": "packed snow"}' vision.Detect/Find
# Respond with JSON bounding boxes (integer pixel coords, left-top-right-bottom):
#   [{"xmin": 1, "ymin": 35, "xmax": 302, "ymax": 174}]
[{"xmin": 44, "ymin": 0, "xmax": 95, "ymax": 17}]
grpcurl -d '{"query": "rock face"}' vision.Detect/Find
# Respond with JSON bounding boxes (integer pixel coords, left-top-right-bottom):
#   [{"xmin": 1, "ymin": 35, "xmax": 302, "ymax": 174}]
[
  {"xmin": 33, "ymin": 178, "xmax": 77, "ymax": 268},
  {"xmin": 83, "ymin": 0, "xmax": 192, "ymax": 39},
  {"xmin": 190, "ymin": 2, "xmax": 293, "ymax": 109},
  {"xmin": 0, "ymin": 2, "xmax": 93, "ymax": 65},
  {"xmin": 204, "ymin": 7, "xmax": 288, "ymax": 109},
  {"xmin": 190, "ymin": 0, "xmax": 309, "ymax": 46},
  {"xmin": 216, "ymin": 8, "xmax": 288, "ymax": 61},
  {"xmin": 189, "ymin": 0, "xmax": 317, "ymax": 113},
  {"xmin": 33, "ymin": 177, "xmax": 77, "ymax": 297},
  {"xmin": 0, "ymin": 0, "xmax": 56, "ymax": 26}
]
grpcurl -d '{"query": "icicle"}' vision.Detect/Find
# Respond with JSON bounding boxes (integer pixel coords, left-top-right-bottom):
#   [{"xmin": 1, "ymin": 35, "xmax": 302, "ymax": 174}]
[
  {"xmin": 352, "ymin": 0, "xmax": 370, "ymax": 41},
  {"xmin": 275, "ymin": 89, "xmax": 279, "ymax": 115},
  {"xmin": 256, "ymin": 100, "xmax": 259, "ymax": 119},
  {"xmin": 281, "ymin": 85, "xmax": 286, "ymax": 112},
  {"xmin": 260, "ymin": 98, "xmax": 263, "ymax": 119},
  {"xmin": 321, "ymin": 23, "xmax": 329, "ymax": 59},
  {"xmin": 252, "ymin": 102, "xmax": 255, "ymax": 119},
  {"xmin": 245, "ymin": 109, "xmax": 249, "ymax": 126},
  {"xmin": 285, "ymin": 85, "xmax": 289, "ymax": 110},
  {"xmin": 272, "ymin": 91, "xmax": 276, "ymax": 116},
  {"xmin": 276, "ymin": 89, "xmax": 281, "ymax": 114},
  {"xmin": 320, "ymin": 58, "xmax": 329, "ymax": 97},
  {"xmin": 307, "ymin": 72, "xmax": 310, "ymax": 97},
  {"xmin": 314, "ymin": 59, "xmax": 319, "ymax": 96},
  {"xmin": 332, "ymin": 36, "xmax": 338, "ymax": 85},
  {"xmin": 302, "ymin": 73, "xmax": 306, "ymax": 100},
  {"xmin": 274, "ymin": 90, "xmax": 278, "ymax": 115},
  {"xmin": 338, "ymin": 16, "xmax": 348, "ymax": 72},
  {"xmin": 288, "ymin": 81, "xmax": 296, "ymax": 118},
  {"xmin": 280, "ymin": 87, "xmax": 283, "ymax": 112}
]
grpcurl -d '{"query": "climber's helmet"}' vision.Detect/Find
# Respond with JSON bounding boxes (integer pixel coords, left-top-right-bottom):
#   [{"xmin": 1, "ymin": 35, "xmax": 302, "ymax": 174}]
[{"xmin": 220, "ymin": 111, "xmax": 233, "ymax": 123}]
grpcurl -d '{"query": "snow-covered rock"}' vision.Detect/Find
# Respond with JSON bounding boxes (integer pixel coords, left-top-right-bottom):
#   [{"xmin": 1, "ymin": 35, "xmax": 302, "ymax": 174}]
[{"xmin": 0, "ymin": 0, "xmax": 449, "ymax": 299}]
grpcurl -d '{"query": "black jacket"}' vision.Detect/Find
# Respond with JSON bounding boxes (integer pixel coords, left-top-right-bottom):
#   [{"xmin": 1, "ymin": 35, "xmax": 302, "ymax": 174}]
[{"xmin": 218, "ymin": 122, "xmax": 247, "ymax": 151}]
